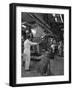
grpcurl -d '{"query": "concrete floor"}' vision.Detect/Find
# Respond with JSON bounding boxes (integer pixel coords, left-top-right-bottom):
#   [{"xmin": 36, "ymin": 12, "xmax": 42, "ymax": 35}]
[{"xmin": 21, "ymin": 55, "xmax": 64, "ymax": 77}]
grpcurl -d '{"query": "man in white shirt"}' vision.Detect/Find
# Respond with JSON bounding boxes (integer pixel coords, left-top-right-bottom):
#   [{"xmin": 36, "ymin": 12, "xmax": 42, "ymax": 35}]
[{"xmin": 23, "ymin": 36, "xmax": 38, "ymax": 71}]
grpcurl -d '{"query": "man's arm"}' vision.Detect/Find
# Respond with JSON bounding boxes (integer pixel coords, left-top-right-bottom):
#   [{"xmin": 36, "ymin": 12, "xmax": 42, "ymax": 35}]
[{"xmin": 29, "ymin": 41, "xmax": 38, "ymax": 45}]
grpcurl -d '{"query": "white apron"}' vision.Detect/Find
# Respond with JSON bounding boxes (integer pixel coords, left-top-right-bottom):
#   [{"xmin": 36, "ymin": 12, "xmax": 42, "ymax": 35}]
[{"xmin": 23, "ymin": 39, "xmax": 37, "ymax": 70}]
